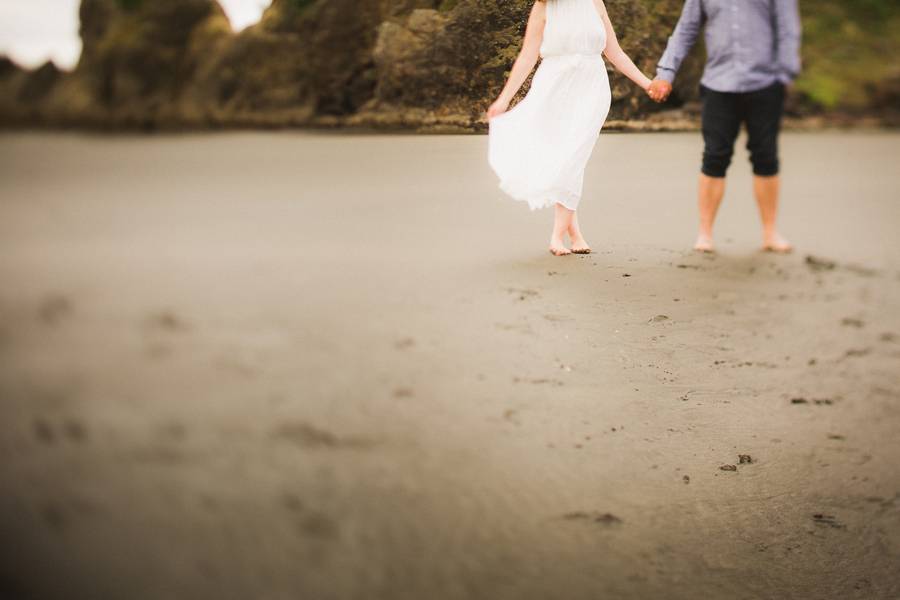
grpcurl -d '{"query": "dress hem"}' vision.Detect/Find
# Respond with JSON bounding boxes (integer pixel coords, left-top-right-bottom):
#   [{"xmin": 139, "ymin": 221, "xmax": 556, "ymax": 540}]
[{"xmin": 499, "ymin": 182, "xmax": 581, "ymax": 212}]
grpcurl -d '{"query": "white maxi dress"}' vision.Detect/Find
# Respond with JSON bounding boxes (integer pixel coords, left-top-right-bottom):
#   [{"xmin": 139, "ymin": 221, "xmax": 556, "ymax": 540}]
[{"xmin": 488, "ymin": 0, "xmax": 611, "ymax": 211}]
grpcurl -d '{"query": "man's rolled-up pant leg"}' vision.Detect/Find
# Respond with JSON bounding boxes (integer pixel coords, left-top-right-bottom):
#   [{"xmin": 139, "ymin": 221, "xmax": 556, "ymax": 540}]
[
  {"xmin": 745, "ymin": 82, "xmax": 785, "ymax": 176},
  {"xmin": 701, "ymin": 85, "xmax": 742, "ymax": 178}
]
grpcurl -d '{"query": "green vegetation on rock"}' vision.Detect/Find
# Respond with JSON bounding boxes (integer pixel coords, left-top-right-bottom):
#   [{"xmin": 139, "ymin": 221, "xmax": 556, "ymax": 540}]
[
  {"xmin": 796, "ymin": 0, "xmax": 900, "ymax": 111},
  {"xmin": 116, "ymin": 0, "xmax": 142, "ymax": 11},
  {"xmin": 287, "ymin": 0, "xmax": 316, "ymax": 12}
]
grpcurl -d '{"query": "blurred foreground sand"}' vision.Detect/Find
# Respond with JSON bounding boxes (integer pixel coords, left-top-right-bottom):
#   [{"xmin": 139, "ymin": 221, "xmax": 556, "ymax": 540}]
[{"xmin": 1, "ymin": 131, "xmax": 899, "ymax": 599}]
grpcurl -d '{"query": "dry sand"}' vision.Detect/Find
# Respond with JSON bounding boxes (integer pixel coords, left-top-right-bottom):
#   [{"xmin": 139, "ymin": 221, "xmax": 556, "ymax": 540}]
[{"xmin": 1, "ymin": 131, "xmax": 899, "ymax": 600}]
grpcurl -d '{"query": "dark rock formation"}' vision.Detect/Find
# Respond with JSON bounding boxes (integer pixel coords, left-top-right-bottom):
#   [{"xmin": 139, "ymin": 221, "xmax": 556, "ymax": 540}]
[{"xmin": 0, "ymin": 0, "xmax": 895, "ymax": 131}]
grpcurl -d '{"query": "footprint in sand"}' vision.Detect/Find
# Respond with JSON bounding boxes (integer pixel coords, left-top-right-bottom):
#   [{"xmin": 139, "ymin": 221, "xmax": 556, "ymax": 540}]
[
  {"xmin": 812, "ymin": 513, "xmax": 845, "ymax": 529},
  {"xmin": 507, "ymin": 288, "xmax": 540, "ymax": 301},
  {"xmin": 299, "ymin": 512, "xmax": 339, "ymax": 539},
  {"xmin": 157, "ymin": 420, "xmax": 188, "ymax": 442},
  {"xmin": 281, "ymin": 492, "xmax": 305, "ymax": 513},
  {"xmin": 30, "ymin": 415, "xmax": 87, "ymax": 445},
  {"xmin": 271, "ymin": 421, "xmax": 374, "ymax": 450},
  {"xmin": 393, "ymin": 387, "xmax": 414, "ymax": 398},
  {"xmin": 513, "ymin": 377, "xmax": 564, "ymax": 387},
  {"xmin": 146, "ymin": 310, "xmax": 189, "ymax": 332},
  {"xmin": 33, "ymin": 419, "xmax": 56, "ymax": 445},
  {"xmin": 40, "ymin": 504, "xmax": 67, "ymax": 532},
  {"xmin": 844, "ymin": 264, "xmax": 879, "ymax": 277},
  {"xmin": 791, "ymin": 397, "xmax": 835, "ymax": 406},
  {"xmin": 394, "ymin": 337, "xmax": 415, "ymax": 350},
  {"xmin": 543, "ymin": 314, "xmax": 573, "ymax": 322},
  {"xmin": 279, "ymin": 493, "xmax": 339, "ymax": 539},
  {"xmin": 563, "ymin": 511, "xmax": 623, "ymax": 526},
  {"xmin": 805, "ymin": 255, "xmax": 837, "ymax": 272},
  {"xmin": 842, "ymin": 317, "xmax": 865, "ymax": 328},
  {"xmin": 37, "ymin": 294, "xmax": 73, "ymax": 326},
  {"xmin": 63, "ymin": 419, "xmax": 88, "ymax": 443},
  {"xmin": 844, "ymin": 348, "xmax": 872, "ymax": 358}
]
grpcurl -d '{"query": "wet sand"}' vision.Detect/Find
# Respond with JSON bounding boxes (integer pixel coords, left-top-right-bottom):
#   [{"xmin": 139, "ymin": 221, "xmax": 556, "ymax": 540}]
[{"xmin": 1, "ymin": 131, "xmax": 899, "ymax": 600}]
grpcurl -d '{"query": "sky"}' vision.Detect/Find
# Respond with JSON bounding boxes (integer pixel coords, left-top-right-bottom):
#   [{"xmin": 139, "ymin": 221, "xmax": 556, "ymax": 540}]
[{"xmin": 0, "ymin": 0, "xmax": 273, "ymax": 70}]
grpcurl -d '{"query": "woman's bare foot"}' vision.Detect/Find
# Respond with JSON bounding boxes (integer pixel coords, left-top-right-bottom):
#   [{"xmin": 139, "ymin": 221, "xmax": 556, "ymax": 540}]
[
  {"xmin": 694, "ymin": 233, "xmax": 715, "ymax": 253},
  {"xmin": 549, "ymin": 236, "xmax": 571, "ymax": 256},
  {"xmin": 567, "ymin": 222, "xmax": 591, "ymax": 254},
  {"xmin": 569, "ymin": 236, "xmax": 591, "ymax": 254},
  {"xmin": 550, "ymin": 204, "xmax": 575, "ymax": 256},
  {"xmin": 762, "ymin": 232, "xmax": 793, "ymax": 253}
]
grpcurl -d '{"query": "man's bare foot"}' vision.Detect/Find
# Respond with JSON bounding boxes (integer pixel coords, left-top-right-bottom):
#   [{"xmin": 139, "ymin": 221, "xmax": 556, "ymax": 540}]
[
  {"xmin": 694, "ymin": 234, "xmax": 715, "ymax": 253},
  {"xmin": 762, "ymin": 233, "xmax": 793, "ymax": 253},
  {"xmin": 549, "ymin": 237, "xmax": 571, "ymax": 256}
]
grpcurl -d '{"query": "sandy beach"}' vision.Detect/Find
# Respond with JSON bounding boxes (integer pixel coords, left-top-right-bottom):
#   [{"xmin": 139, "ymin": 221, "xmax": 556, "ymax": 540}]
[{"xmin": 1, "ymin": 130, "xmax": 899, "ymax": 600}]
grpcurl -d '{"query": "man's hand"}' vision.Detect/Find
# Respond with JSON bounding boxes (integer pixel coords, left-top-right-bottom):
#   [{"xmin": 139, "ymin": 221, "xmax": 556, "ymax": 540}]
[{"xmin": 647, "ymin": 79, "xmax": 673, "ymax": 103}]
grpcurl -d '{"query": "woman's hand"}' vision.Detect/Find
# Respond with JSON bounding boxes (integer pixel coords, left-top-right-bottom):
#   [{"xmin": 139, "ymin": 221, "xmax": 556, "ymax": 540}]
[
  {"xmin": 647, "ymin": 79, "xmax": 672, "ymax": 103},
  {"xmin": 486, "ymin": 97, "xmax": 511, "ymax": 121}
]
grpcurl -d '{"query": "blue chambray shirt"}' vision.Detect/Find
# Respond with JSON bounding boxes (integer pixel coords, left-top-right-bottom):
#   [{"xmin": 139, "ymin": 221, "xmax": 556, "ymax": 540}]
[{"xmin": 656, "ymin": 0, "xmax": 802, "ymax": 93}]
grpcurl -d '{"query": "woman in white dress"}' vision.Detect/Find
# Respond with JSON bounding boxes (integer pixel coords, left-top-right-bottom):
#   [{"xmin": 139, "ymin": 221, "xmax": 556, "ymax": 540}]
[{"xmin": 487, "ymin": 0, "xmax": 657, "ymax": 256}]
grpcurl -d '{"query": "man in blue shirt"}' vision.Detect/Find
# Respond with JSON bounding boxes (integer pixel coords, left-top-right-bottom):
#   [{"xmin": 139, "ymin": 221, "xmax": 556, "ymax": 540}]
[{"xmin": 648, "ymin": 0, "xmax": 802, "ymax": 253}]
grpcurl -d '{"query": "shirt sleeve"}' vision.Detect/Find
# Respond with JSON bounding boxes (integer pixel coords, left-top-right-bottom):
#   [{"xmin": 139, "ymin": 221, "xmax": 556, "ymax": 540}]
[
  {"xmin": 656, "ymin": 0, "xmax": 704, "ymax": 83},
  {"xmin": 775, "ymin": 0, "xmax": 802, "ymax": 83}
]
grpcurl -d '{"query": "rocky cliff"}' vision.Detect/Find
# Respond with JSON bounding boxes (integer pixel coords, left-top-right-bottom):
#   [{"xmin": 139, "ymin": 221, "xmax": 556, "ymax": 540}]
[{"xmin": 0, "ymin": 0, "xmax": 896, "ymax": 131}]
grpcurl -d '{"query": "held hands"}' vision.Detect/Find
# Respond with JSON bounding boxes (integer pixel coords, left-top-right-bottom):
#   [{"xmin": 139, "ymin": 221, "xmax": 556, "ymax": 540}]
[{"xmin": 647, "ymin": 79, "xmax": 673, "ymax": 103}]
